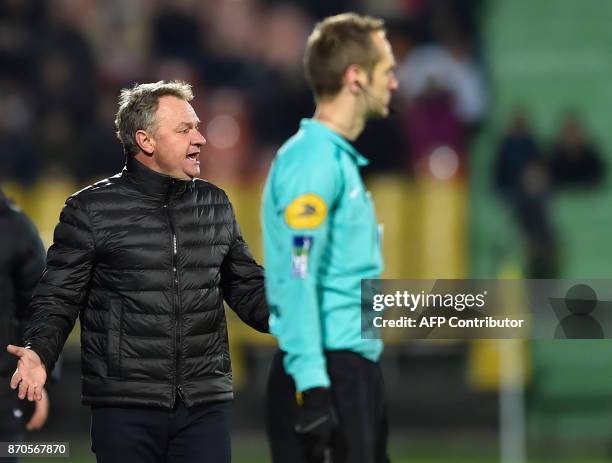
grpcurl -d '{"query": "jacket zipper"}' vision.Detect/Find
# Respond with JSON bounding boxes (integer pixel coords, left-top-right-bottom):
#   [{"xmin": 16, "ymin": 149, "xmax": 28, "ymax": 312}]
[{"xmin": 164, "ymin": 188, "xmax": 183, "ymax": 405}]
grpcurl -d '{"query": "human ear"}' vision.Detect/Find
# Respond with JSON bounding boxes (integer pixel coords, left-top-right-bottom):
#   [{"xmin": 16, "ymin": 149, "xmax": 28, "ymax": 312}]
[
  {"xmin": 135, "ymin": 129, "xmax": 155, "ymax": 155},
  {"xmin": 344, "ymin": 65, "xmax": 367, "ymax": 94}
]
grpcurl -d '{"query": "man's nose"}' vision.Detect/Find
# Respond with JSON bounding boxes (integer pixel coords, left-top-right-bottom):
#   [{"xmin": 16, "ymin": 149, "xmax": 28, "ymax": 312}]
[
  {"xmin": 389, "ymin": 73, "xmax": 399, "ymax": 91},
  {"xmin": 193, "ymin": 129, "xmax": 207, "ymax": 146}
]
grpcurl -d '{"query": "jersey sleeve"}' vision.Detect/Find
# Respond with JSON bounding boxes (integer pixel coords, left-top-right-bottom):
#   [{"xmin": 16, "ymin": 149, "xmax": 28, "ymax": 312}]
[{"xmin": 268, "ymin": 151, "xmax": 342, "ymax": 392}]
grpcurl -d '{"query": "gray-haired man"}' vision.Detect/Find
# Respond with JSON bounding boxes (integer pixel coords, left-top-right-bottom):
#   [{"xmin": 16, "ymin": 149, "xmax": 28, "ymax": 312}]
[{"xmin": 8, "ymin": 81, "xmax": 268, "ymax": 462}]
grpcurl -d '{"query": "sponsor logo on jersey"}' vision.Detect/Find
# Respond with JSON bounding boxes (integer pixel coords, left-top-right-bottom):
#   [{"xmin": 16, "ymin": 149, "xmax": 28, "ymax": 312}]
[{"xmin": 285, "ymin": 193, "xmax": 327, "ymax": 229}]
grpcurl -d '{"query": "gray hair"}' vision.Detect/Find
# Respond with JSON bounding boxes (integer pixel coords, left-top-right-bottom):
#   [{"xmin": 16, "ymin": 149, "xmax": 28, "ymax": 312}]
[{"xmin": 115, "ymin": 80, "xmax": 194, "ymax": 156}]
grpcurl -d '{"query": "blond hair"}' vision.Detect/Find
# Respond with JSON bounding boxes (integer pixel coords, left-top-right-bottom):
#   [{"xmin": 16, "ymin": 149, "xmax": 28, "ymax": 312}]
[{"xmin": 304, "ymin": 13, "xmax": 385, "ymax": 99}]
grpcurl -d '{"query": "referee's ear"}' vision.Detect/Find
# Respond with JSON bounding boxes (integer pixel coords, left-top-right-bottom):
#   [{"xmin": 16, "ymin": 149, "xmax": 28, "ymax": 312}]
[{"xmin": 345, "ymin": 64, "xmax": 366, "ymax": 94}]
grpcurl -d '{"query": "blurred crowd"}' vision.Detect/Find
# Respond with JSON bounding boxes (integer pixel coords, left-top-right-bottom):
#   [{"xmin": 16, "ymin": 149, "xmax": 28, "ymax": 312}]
[
  {"xmin": 0, "ymin": 0, "xmax": 488, "ymax": 186},
  {"xmin": 494, "ymin": 110, "xmax": 606, "ymax": 277},
  {"xmin": 2, "ymin": 0, "xmax": 608, "ymax": 282}
]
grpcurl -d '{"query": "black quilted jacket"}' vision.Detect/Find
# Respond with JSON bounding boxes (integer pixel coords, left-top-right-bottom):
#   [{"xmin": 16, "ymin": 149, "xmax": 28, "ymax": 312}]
[{"xmin": 24, "ymin": 157, "xmax": 269, "ymax": 408}]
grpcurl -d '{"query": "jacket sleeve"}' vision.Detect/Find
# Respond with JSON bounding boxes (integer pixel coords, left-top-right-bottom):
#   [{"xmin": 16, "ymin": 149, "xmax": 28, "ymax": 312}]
[
  {"xmin": 220, "ymin": 206, "xmax": 269, "ymax": 333},
  {"xmin": 24, "ymin": 196, "xmax": 95, "ymax": 373},
  {"xmin": 14, "ymin": 213, "xmax": 46, "ymax": 323}
]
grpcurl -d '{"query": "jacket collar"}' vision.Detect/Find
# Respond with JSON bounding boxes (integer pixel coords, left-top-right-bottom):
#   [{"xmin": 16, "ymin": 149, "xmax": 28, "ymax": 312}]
[
  {"xmin": 122, "ymin": 156, "xmax": 194, "ymax": 198},
  {"xmin": 299, "ymin": 118, "xmax": 369, "ymax": 166}
]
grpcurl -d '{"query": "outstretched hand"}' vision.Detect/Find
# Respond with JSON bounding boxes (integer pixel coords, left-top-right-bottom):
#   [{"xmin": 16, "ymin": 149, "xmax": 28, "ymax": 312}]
[{"xmin": 7, "ymin": 345, "xmax": 47, "ymax": 402}]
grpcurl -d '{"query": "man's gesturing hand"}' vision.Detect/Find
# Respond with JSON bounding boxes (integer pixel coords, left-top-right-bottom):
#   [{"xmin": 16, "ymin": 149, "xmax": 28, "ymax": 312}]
[{"xmin": 6, "ymin": 345, "xmax": 47, "ymax": 402}]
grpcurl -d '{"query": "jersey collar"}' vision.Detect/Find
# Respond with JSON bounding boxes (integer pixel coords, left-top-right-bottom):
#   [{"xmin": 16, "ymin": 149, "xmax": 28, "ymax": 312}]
[{"xmin": 300, "ymin": 118, "xmax": 370, "ymax": 166}]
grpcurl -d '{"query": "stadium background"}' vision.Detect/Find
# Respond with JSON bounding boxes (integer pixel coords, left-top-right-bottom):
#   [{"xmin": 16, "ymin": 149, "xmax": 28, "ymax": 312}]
[{"xmin": 1, "ymin": 0, "xmax": 611, "ymax": 461}]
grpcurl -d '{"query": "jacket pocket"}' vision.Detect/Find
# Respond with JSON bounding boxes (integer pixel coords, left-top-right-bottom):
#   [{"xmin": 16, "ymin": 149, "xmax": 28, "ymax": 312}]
[{"xmin": 106, "ymin": 299, "xmax": 124, "ymax": 378}]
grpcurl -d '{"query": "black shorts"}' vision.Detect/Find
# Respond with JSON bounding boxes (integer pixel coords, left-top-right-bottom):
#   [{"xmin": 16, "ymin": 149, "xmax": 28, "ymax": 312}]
[{"xmin": 266, "ymin": 349, "xmax": 390, "ymax": 463}]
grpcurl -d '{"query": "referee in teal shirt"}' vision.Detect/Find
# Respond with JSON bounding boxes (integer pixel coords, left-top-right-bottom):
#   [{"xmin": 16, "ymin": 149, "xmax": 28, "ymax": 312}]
[{"xmin": 262, "ymin": 13, "xmax": 398, "ymax": 463}]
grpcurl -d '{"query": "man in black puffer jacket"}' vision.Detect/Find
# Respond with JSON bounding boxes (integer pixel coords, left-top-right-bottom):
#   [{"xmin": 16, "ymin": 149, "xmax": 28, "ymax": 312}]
[
  {"xmin": 7, "ymin": 81, "xmax": 269, "ymax": 462},
  {"xmin": 0, "ymin": 189, "xmax": 48, "ymax": 451}
]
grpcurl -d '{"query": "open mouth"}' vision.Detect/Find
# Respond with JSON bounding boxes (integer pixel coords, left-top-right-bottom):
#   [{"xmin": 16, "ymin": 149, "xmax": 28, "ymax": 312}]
[{"xmin": 186, "ymin": 153, "xmax": 199, "ymax": 161}]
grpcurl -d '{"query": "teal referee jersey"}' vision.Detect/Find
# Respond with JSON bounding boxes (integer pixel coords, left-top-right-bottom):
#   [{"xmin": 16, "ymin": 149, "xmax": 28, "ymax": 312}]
[{"xmin": 261, "ymin": 118, "xmax": 384, "ymax": 392}]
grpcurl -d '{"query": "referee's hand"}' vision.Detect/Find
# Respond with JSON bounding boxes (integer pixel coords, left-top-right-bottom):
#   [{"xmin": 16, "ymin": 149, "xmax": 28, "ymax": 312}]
[{"xmin": 294, "ymin": 387, "xmax": 337, "ymax": 463}]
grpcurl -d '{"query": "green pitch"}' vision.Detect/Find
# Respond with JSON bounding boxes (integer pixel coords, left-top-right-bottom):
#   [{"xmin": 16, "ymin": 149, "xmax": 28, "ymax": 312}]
[{"xmin": 21, "ymin": 437, "xmax": 611, "ymax": 462}]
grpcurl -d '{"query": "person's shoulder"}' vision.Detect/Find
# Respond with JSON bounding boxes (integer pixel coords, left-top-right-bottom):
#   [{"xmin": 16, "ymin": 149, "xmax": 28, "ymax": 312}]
[
  {"xmin": 192, "ymin": 178, "xmax": 231, "ymax": 204},
  {"xmin": 1, "ymin": 198, "xmax": 36, "ymax": 234},
  {"xmin": 276, "ymin": 129, "xmax": 340, "ymax": 171},
  {"xmin": 66, "ymin": 173, "xmax": 124, "ymax": 209},
  {"xmin": 191, "ymin": 179, "xmax": 238, "ymax": 222},
  {"xmin": 268, "ymin": 130, "xmax": 343, "ymax": 201},
  {"xmin": 0, "ymin": 196, "xmax": 41, "ymax": 251},
  {"xmin": 0, "ymin": 193, "xmax": 22, "ymax": 217}
]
